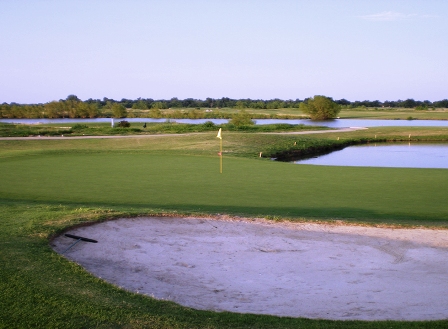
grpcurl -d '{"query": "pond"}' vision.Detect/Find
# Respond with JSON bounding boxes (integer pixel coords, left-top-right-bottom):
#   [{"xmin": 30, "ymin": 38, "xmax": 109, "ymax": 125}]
[
  {"xmin": 293, "ymin": 143, "xmax": 448, "ymax": 169},
  {"xmin": 1, "ymin": 118, "xmax": 448, "ymax": 128},
  {"xmin": 255, "ymin": 118, "xmax": 448, "ymax": 128}
]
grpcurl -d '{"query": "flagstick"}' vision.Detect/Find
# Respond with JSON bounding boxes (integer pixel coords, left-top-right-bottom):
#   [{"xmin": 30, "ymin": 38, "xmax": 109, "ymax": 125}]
[
  {"xmin": 217, "ymin": 128, "xmax": 223, "ymax": 174},
  {"xmin": 220, "ymin": 137, "xmax": 223, "ymax": 174}
]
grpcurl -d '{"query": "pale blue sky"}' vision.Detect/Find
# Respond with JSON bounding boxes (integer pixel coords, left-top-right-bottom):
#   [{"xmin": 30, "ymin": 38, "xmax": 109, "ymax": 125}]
[{"xmin": 1, "ymin": 0, "xmax": 447, "ymax": 103}]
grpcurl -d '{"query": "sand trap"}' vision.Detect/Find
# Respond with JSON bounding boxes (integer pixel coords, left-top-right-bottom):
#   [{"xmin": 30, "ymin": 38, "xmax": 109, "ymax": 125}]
[{"xmin": 51, "ymin": 216, "xmax": 448, "ymax": 321}]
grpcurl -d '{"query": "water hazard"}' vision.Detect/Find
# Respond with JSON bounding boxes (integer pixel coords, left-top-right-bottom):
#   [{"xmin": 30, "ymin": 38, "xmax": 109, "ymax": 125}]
[
  {"xmin": 1, "ymin": 118, "xmax": 448, "ymax": 128},
  {"xmin": 293, "ymin": 143, "xmax": 448, "ymax": 169}
]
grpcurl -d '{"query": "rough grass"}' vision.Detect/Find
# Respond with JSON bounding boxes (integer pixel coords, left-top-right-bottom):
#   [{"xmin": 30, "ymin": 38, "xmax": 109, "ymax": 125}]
[
  {"xmin": 0, "ymin": 121, "xmax": 326, "ymax": 138},
  {"xmin": 137, "ymin": 106, "xmax": 448, "ymax": 120},
  {"xmin": 338, "ymin": 108, "xmax": 448, "ymax": 120}
]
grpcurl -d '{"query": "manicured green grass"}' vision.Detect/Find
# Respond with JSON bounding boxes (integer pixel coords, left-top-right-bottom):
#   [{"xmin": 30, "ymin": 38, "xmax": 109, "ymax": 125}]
[
  {"xmin": 1, "ymin": 152, "xmax": 447, "ymax": 226},
  {"xmin": 1, "ymin": 130, "xmax": 448, "ymax": 328}
]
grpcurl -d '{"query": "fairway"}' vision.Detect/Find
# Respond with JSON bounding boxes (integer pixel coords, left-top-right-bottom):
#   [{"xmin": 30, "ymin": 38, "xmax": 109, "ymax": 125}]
[{"xmin": 1, "ymin": 152, "xmax": 447, "ymax": 224}]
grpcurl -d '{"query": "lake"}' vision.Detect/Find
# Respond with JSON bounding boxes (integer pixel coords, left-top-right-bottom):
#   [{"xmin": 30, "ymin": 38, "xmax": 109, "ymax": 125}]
[
  {"xmin": 293, "ymin": 143, "xmax": 448, "ymax": 169},
  {"xmin": 1, "ymin": 118, "xmax": 448, "ymax": 128}
]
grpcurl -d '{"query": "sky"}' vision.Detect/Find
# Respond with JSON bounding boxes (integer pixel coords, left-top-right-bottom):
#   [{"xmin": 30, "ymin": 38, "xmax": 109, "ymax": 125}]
[{"xmin": 1, "ymin": 0, "xmax": 447, "ymax": 104}]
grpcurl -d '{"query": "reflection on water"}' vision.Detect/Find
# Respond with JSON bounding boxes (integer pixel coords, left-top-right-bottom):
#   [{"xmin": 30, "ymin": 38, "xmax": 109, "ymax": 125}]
[{"xmin": 293, "ymin": 143, "xmax": 448, "ymax": 169}]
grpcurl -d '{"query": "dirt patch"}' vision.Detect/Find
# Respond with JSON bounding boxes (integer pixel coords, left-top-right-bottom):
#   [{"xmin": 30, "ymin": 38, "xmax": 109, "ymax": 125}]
[{"xmin": 52, "ymin": 216, "xmax": 448, "ymax": 320}]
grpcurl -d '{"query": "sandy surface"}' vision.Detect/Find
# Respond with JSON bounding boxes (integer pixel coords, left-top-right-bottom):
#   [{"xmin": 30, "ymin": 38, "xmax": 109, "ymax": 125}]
[{"xmin": 52, "ymin": 216, "xmax": 448, "ymax": 321}]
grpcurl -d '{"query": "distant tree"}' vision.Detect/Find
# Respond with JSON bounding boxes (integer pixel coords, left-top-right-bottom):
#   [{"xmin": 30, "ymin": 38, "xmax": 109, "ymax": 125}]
[
  {"xmin": 66, "ymin": 94, "xmax": 81, "ymax": 102},
  {"xmin": 119, "ymin": 98, "xmax": 133, "ymax": 109},
  {"xmin": 370, "ymin": 100, "xmax": 382, "ymax": 107},
  {"xmin": 434, "ymin": 99, "xmax": 448, "ymax": 108},
  {"xmin": 266, "ymin": 99, "xmax": 284, "ymax": 109},
  {"xmin": 45, "ymin": 101, "xmax": 63, "ymax": 118},
  {"xmin": 401, "ymin": 99, "xmax": 417, "ymax": 108},
  {"xmin": 151, "ymin": 101, "xmax": 166, "ymax": 110},
  {"xmin": 205, "ymin": 97, "xmax": 214, "ymax": 108},
  {"xmin": 64, "ymin": 97, "xmax": 81, "ymax": 118},
  {"xmin": 235, "ymin": 100, "xmax": 246, "ymax": 109},
  {"xmin": 383, "ymin": 100, "xmax": 398, "ymax": 108},
  {"xmin": 299, "ymin": 95, "xmax": 341, "ymax": 120},
  {"xmin": 335, "ymin": 99, "xmax": 351, "ymax": 106},
  {"xmin": 132, "ymin": 99, "xmax": 148, "ymax": 110},
  {"xmin": 181, "ymin": 98, "xmax": 199, "ymax": 108},
  {"xmin": 112, "ymin": 103, "xmax": 127, "ymax": 118},
  {"xmin": 76, "ymin": 102, "xmax": 99, "ymax": 118},
  {"xmin": 217, "ymin": 97, "xmax": 235, "ymax": 108},
  {"xmin": 0, "ymin": 103, "xmax": 10, "ymax": 118},
  {"xmin": 76, "ymin": 102, "xmax": 90, "ymax": 118},
  {"xmin": 168, "ymin": 97, "xmax": 182, "ymax": 108}
]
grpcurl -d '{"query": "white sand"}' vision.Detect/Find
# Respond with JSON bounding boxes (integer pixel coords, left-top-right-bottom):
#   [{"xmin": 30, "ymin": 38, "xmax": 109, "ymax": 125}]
[{"xmin": 51, "ymin": 216, "xmax": 448, "ymax": 321}]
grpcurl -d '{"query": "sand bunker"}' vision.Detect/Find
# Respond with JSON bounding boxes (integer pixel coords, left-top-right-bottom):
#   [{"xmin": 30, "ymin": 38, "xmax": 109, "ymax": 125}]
[{"xmin": 52, "ymin": 216, "xmax": 448, "ymax": 321}]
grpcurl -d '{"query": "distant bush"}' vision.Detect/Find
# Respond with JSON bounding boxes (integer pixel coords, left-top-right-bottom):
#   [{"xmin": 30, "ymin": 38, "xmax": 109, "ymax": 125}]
[
  {"xmin": 229, "ymin": 110, "xmax": 254, "ymax": 126},
  {"xmin": 226, "ymin": 124, "xmax": 257, "ymax": 131},
  {"xmin": 148, "ymin": 108, "xmax": 162, "ymax": 118},
  {"xmin": 117, "ymin": 120, "xmax": 131, "ymax": 128},
  {"xmin": 415, "ymin": 105, "xmax": 428, "ymax": 111},
  {"xmin": 202, "ymin": 121, "xmax": 215, "ymax": 128},
  {"xmin": 72, "ymin": 124, "xmax": 88, "ymax": 130}
]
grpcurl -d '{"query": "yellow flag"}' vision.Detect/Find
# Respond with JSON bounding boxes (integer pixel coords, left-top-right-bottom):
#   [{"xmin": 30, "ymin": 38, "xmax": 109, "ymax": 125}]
[{"xmin": 216, "ymin": 128, "xmax": 222, "ymax": 139}]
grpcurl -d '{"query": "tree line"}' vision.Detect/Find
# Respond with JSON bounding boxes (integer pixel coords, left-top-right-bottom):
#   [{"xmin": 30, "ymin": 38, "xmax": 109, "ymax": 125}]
[{"xmin": 1, "ymin": 95, "xmax": 447, "ymax": 119}]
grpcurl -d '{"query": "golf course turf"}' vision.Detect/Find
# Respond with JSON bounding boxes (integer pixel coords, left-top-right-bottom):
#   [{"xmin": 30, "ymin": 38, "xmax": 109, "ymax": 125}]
[{"xmin": 1, "ymin": 127, "xmax": 448, "ymax": 328}]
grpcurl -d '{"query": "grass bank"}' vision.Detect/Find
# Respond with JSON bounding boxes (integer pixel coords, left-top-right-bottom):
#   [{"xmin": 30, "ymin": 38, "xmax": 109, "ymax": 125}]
[
  {"xmin": 0, "ymin": 121, "xmax": 327, "ymax": 138},
  {"xmin": 123, "ymin": 106, "xmax": 448, "ymax": 120}
]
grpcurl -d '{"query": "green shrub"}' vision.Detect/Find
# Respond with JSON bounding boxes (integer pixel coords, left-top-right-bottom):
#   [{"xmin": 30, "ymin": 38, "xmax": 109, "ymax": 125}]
[
  {"xmin": 202, "ymin": 121, "xmax": 216, "ymax": 128},
  {"xmin": 117, "ymin": 120, "xmax": 130, "ymax": 128},
  {"xmin": 229, "ymin": 110, "xmax": 254, "ymax": 126},
  {"xmin": 72, "ymin": 124, "xmax": 88, "ymax": 130}
]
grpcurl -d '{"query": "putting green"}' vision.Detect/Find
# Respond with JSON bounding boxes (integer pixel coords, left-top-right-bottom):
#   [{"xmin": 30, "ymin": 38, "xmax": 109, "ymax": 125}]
[{"xmin": 1, "ymin": 152, "xmax": 447, "ymax": 224}]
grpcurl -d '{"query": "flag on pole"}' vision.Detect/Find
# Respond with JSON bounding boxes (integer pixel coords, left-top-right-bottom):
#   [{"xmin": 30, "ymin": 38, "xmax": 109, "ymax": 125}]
[{"xmin": 217, "ymin": 128, "xmax": 223, "ymax": 173}]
